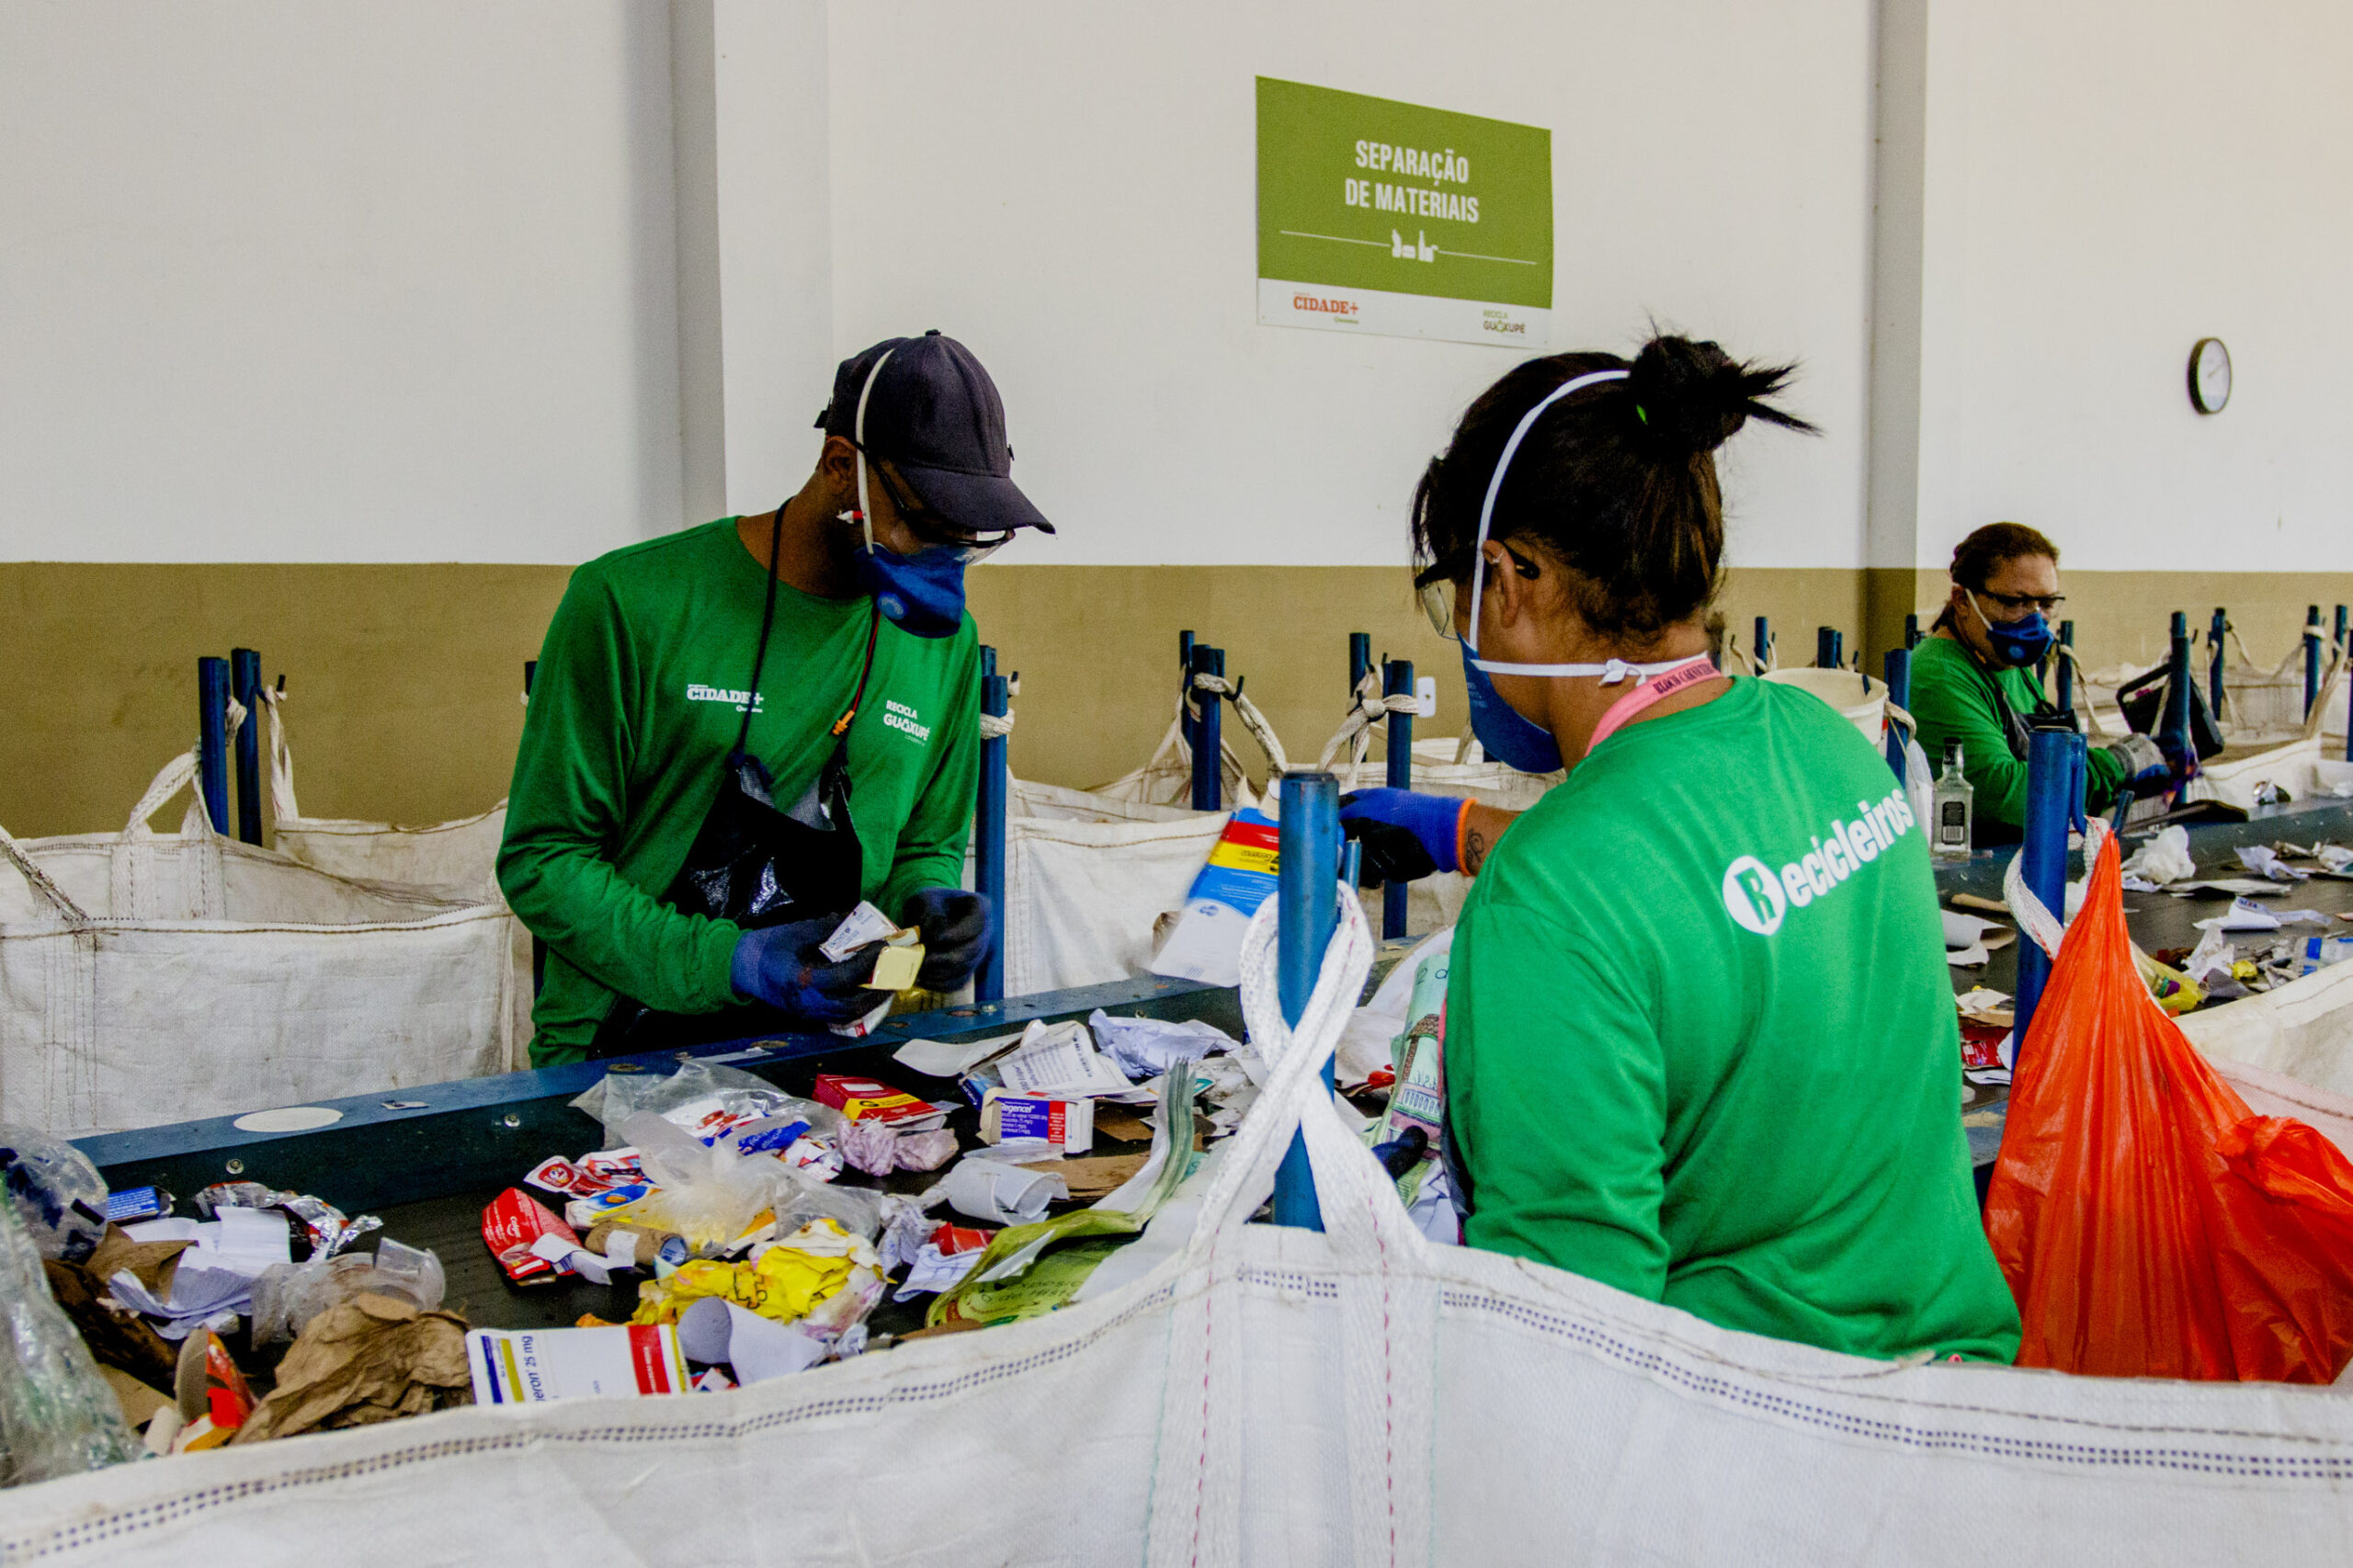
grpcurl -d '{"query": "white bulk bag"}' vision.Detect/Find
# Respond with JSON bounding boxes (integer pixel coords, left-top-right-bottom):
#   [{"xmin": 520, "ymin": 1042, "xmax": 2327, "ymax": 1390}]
[
  {"xmin": 2184, "ymin": 651, "xmax": 2350, "ymax": 813},
  {"xmin": 975, "ymin": 776, "xmax": 1230, "ymax": 996},
  {"xmin": 0, "ymin": 753, "xmax": 512, "ymax": 1137},
  {"xmin": 1088, "ymin": 671, "xmax": 1289, "ymax": 810},
  {"xmin": 258, "ymin": 687, "xmax": 531, "ymax": 1058},
  {"xmin": 17, "ymin": 887, "xmax": 2353, "ymax": 1564}
]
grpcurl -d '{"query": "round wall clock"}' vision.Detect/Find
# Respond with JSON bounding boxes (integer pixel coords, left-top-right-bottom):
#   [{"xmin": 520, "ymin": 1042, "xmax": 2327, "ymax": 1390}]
[{"xmin": 2188, "ymin": 337, "xmax": 2232, "ymax": 415}]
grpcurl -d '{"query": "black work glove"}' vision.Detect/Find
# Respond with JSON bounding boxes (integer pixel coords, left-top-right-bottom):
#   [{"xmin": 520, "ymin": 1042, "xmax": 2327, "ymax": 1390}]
[{"xmin": 904, "ymin": 888, "xmax": 995, "ymax": 991}]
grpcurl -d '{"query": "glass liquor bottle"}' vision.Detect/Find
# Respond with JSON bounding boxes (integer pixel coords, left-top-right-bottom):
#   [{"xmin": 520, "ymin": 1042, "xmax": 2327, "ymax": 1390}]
[{"xmin": 1931, "ymin": 738, "xmax": 1973, "ymax": 865}]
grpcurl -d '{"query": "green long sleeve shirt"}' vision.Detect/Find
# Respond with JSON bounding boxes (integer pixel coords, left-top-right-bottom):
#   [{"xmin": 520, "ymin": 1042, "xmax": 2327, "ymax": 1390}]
[
  {"xmin": 1906, "ymin": 634, "xmax": 2123, "ymax": 834},
  {"xmin": 1445, "ymin": 676, "xmax": 2019, "ymax": 1363},
  {"xmin": 498, "ymin": 519, "xmax": 981, "ymax": 1065}
]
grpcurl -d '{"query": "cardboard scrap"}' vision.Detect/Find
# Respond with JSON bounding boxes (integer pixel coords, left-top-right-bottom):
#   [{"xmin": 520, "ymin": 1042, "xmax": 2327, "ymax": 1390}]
[
  {"xmin": 97, "ymin": 1363, "xmax": 173, "ymax": 1429},
  {"xmin": 1019, "ymin": 1153, "xmax": 1148, "ymax": 1201},
  {"xmin": 40, "ymin": 1224, "xmax": 186, "ymax": 1389},
  {"xmin": 233, "ymin": 1292, "xmax": 472, "ymax": 1444}
]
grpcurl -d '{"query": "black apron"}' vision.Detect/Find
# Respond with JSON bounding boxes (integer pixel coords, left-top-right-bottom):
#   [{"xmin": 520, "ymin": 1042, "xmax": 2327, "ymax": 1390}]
[{"xmin": 585, "ymin": 514, "xmax": 881, "ymax": 1059}]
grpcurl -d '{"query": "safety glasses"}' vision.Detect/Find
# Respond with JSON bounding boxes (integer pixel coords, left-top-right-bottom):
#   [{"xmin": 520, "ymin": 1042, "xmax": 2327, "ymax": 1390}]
[
  {"xmin": 1415, "ymin": 546, "xmax": 1541, "ymax": 642},
  {"xmin": 870, "ymin": 460, "xmax": 1012, "ymax": 563},
  {"xmin": 1976, "ymin": 588, "xmax": 2065, "ymax": 616}
]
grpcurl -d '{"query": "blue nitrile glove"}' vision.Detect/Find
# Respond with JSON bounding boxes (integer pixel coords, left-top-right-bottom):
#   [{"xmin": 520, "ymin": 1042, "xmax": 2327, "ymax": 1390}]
[
  {"xmin": 904, "ymin": 888, "xmax": 994, "ymax": 991},
  {"xmin": 1339, "ymin": 789, "xmax": 1471, "ymax": 885},
  {"xmin": 729, "ymin": 915, "xmax": 875, "ymax": 1024}
]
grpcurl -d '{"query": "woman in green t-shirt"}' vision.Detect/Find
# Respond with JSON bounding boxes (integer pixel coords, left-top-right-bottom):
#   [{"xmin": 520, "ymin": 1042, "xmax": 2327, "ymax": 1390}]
[
  {"xmin": 1372, "ymin": 335, "xmax": 2019, "ymax": 1363},
  {"xmin": 1906, "ymin": 521, "xmax": 2176, "ymax": 845}
]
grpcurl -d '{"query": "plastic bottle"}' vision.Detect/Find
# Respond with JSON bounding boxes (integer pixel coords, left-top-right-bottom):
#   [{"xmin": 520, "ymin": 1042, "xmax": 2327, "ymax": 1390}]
[
  {"xmin": 0, "ymin": 1188, "xmax": 136, "ymax": 1487},
  {"xmin": 1932, "ymin": 739, "xmax": 1974, "ymax": 866}
]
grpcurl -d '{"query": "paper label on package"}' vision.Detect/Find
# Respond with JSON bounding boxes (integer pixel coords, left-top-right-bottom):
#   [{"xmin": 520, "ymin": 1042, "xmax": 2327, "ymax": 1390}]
[{"xmin": 821, "ymin": 902, "xmax": 899, "ymax": 961}]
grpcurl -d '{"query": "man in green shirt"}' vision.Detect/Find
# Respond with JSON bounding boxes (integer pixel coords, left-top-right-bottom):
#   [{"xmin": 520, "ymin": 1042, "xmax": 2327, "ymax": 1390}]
[
  {"xmin": 1908, "ymin": 522, "xmax": 2174, "ymax": 844},
  {"xmin": 500, "ymin": 333, "xmax": 1051, "ymax": 1065}
]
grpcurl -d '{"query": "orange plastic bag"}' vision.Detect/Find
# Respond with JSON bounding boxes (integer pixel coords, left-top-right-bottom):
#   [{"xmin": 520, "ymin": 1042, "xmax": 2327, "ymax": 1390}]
[{"xmin": 1984, "ymin": 828, "xmax": 2353, "ymax": 1381}]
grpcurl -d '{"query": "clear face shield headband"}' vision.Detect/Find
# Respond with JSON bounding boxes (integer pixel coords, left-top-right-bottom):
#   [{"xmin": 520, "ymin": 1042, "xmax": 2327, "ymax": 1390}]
[{"xmin": 1459, "ymin": 367, "xmax": 1700, "ymax": 687}]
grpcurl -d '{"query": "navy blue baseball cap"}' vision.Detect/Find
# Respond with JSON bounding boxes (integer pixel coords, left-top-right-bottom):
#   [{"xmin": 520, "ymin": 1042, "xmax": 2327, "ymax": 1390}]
[{"xmin": 817, "ymin": 331, "xmax": 1054, "ymax": 536}]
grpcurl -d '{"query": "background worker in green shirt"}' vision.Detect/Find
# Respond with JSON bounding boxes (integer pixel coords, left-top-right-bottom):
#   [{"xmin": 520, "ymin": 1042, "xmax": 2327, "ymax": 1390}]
[
  {"xmin": 1376, "ymin": 334, "xmax": 2019, "ymax": 1363},
  {"xmin": 1907, "ymin": 521, "xmax": 2179, "ymax": 846},
  {"xmin": 499, "ymin": 332, "xmax": 1051, "ymax": 1066}
]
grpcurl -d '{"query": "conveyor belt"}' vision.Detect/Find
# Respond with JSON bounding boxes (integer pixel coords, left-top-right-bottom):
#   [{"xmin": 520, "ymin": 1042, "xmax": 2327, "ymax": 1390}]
[{"xmin": 67, "ymin": 794, "xmax": 2353, "ymax": 1365}]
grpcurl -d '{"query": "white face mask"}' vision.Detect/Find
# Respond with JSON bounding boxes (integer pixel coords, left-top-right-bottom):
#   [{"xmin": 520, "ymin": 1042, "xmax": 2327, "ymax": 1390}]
[{"xmin": 1463, "ymin": 367, "xmax": 1699, "ymax": 687}]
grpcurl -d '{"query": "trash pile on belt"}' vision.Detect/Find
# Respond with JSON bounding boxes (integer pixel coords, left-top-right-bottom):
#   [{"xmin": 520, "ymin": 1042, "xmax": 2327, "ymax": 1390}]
[
  {"xmin": 0, "ymin": 1129, "xmax": 464, "ymax": 1480},
  {"xmin": 1948, "ymin": 831, "xmax": 2353, "ymax": 1086},
  {"xmin": 0, "ymin": 935, "xmax": 1463, "ymax": 1483}
]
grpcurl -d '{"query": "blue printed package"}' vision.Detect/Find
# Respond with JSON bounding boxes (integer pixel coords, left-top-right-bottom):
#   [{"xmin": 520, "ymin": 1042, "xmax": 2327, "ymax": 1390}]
[
  {"xmin": 1149, "ymin": 808, "xmax": 1280, "ymax": 988},
  {"xmin": 2301, "ymin": 937, "xmax": 2353, "ymax": 976},
  {"xmin": 103, "ymin": 1186, "xmax": 170, "ymax": 1224},
  {"xmin": 980, "ymin": 1090, "xmax": 1094, "ymax": 1153},
  {"xmin": 729, "ymin": 1119, "xmax": 811, "ymax": 1155},
  {"xmin": 562, "ymin": 1183, "xmax": 652, "ymax": 1233}
]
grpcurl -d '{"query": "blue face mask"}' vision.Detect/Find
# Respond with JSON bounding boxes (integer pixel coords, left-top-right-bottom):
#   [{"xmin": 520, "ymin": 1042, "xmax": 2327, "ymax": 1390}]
[
  {"xmin": 853, "ymin": 541, "xmax": 969, "ymax": 639},
  {"xmin": 1461, "ymin": 648, "xmax": 1564, "ymax": 774},
  {"xmin": 1970, "ymin": 592, "xmax": 2055, "ymax": 667},
  {"xmin": 838, "ymin": 343, "xmax": 997, "ymax": 640}
]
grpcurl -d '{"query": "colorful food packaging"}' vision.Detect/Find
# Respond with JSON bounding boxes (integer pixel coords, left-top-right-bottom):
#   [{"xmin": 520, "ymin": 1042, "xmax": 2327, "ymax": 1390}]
[
  {"xmin": 482, "ymin": 1187, "xmax": 584, "ymax": 1285},
  {"xmin": 813, "ymin": 1074, "xmax": 945, "ymax": 1131}
]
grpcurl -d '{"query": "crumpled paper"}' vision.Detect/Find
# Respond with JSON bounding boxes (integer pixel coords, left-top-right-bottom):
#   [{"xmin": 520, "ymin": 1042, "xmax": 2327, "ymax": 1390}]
[{"xmin": 232, "ymin": 1292, "xmax": 471, "ymax": 1444}]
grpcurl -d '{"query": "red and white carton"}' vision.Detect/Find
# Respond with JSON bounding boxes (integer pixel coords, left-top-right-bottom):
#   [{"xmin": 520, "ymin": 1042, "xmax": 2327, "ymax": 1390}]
[
  {"xmin": 466, "ymin": 1324, "xmax": 688, "ymax": 1403},
  {"xmin": 813, "ymin": 1074, "xmax": 946, "ymax": 1131},
  {"xmin": 979, "ymin": 1089, "xmax": 1094, "ymax": 1153},
  {"xmin": 482, "ymin": 1187, "xmax": 582, "ymax": 1285}
]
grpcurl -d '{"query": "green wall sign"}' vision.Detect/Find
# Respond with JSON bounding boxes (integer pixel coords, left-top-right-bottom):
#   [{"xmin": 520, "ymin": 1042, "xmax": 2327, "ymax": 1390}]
[{"xmin": 1256, "ymin": 76, "xmax": 1552, "ymax": 347}]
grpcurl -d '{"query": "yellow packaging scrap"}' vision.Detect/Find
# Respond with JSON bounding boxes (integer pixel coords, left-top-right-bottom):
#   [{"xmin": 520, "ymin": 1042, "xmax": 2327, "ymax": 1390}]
[{"xmin": 631, "ymin": 1219, "xmax": 874, "ymax": 1326}]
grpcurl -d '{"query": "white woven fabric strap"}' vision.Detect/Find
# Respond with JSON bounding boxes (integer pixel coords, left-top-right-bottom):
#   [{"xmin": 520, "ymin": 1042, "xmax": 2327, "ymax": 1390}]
[
  {"xmin": 1182, "ymin": 673, "xmax": 1290, "ymax": 775},
  {"xmin": 2003, "ymin": 815, "xmax": 2109, "ymax": 960},
  {"xmin": 978, "ymin": 710, "xmax": 1015, "ymax": 741},
  {"xmin": 1316, "ymin": 672, "xmax": 1424, "ymax": 769}
]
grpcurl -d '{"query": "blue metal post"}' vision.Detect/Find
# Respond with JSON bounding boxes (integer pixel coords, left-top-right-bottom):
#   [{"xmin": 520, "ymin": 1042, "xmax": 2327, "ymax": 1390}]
[
  {"xmin": 1881, "ymin": 648, "xmax": 1911, "ymax": 781},
  {"xmin": 1753, "ymin": 616, "xmax": 1770, "ymax": 671},
  {"xmin": 524, "ymin": 659, "xmax": 537, "ymax": 697},
  {"xmin": 1348, "ymin": 631, "xmax": 1371, "ymax": 696},
  {"xmin": 197, "ymin": 657, "xmax": 231, "ymax": 835},
  {"xmin": 1381, "ymin": 658, "xmax": 1415, "ymax": 939},
  {"xmin": 2208, "ymin": 608, "xmax": 2227, "ymax": 724},
  {"xmin": 229, "ymin": 648, "xmax": 263, "ymax": 844},
  {"xmin": 2164, "ymin": 612, "xmax": 2193, "ymax": 807},
  {"xmin": 2012, "ymin": 728, "xmax": 2078, "ymax": 1062},
  {"xmin": 2337, "ymin": 605, "xmax": 2348, "ymax": 654},
  {"xmin": 2053, "ymin": 620, "xmax": 2075, "ymax": 722},
  {"xmin": 974, "ymin": 646, "xmax": 1009, "ymax": 1004},
  {"xmin": 1190, "ymin": 643, "xmax": 1223, "ymax": 812},
  {"xmin": 1816, "ymin": 627, "xmax": 1842, "ymax": 669},
  {"xmin": 1904, "ymin": 612, "xmax": 1922, "ymax": 650},
  {"xmin": 2306, "ymin": 605, "xmax": 2324, "ymax": 719},
  {"xmin": 1270, "ymin": 769, "xmax": 1340, "ymax": 1231}
]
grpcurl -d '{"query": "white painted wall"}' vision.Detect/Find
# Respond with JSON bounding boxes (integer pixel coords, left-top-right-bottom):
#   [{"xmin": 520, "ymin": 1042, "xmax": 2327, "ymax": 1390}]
[
  {"xmin": 1901, "ymin": 0, "xmax": 2353, "ymax": 574},
  {"xmin": 800, "ymin": 0, "xmax": 1877, "ymax": 569},
  {"xmin": 0, "ymin": 0, "xmax": 680, "ymax": 564},
  {"xmin": 40, "ymin": 1, "xmax": 2342, "ymax": 577}
]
